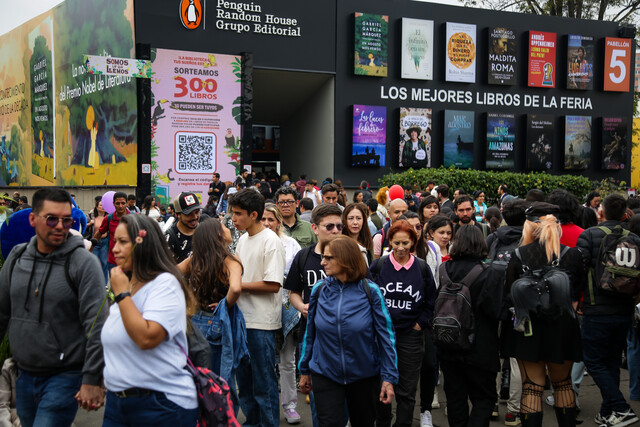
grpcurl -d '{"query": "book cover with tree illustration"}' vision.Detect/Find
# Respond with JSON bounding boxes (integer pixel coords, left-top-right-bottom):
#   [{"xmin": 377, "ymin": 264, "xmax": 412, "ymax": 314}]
[
  {"xmin": 354, "ymin": 13, "xmax": 388, "ymax": 77},
  {"xmin": 564, "ymin": 115, "xmax": 592, "ymax": 169},
  {"xmin": 29, "ymin": 17, "xmax": 55, "ymax": 182}
]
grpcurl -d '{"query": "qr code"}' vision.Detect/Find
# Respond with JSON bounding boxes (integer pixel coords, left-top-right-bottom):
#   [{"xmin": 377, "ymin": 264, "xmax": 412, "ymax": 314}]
[{"xmin": 175, "ymin": 132, "xmax": 216, "ymax": 174}]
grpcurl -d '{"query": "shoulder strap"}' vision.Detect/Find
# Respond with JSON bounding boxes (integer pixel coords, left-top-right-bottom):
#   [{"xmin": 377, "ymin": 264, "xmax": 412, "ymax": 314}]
[
  {"xmin": 514, "ymin": 248, "xmax": 525, "ymax": 268},
  {"xmin": 8, "ymin": 244, "xmax": 28, "ymax": 278},
  {"xmin": 64, "ymin": 246, "xmax": 83, "ymax": 295},
  {"xmin": 297, "ymin": 245, "xmax": 314, "ymax": 285},
  {"xmin": 597, "ymin": 225, "xmax": 612, "ymax": 236},
  {"xmin": 415, "ymin": 257, "xmax": 429, "ymax": 282},
  {"xmin": 361, "ymin": 279, "xmax": 373, "ymax": 305},
  {"xmin": 557, "ymin": 245, "xmax": 570, "ymax": 261},
  {"xmin": 439, "ymin": 262, "xmax": 452, "ymax": 286},
  {"xmin": 459, "ymin": 264, "xmax": 485, "ymax": 287},
  {"xmin": 166, "ymin": 224, "xmax": 179, "ymax": 245},
  {"xmin": 488, "ymin": 238, "xmax": 499, "ymax": 260},
  {"xmin": 373, "ymin": 255, "xmax": 389, "ymax": 280}
]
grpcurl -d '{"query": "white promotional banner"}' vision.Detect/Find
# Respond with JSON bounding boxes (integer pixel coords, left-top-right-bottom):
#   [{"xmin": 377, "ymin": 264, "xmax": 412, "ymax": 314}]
[
  {"xmin": 445, "ymin": 22, "xmax": 476, "ymax": 83},
  {"xmin": 83, "ymin": 55, "xmax": 152, "ymax": 79}
]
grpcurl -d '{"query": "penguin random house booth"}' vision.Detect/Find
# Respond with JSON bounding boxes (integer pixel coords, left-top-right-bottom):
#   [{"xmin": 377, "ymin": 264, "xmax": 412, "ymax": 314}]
[{"xmin": 0, "ymin": 0, "xmax": 636, "ymax": 205}]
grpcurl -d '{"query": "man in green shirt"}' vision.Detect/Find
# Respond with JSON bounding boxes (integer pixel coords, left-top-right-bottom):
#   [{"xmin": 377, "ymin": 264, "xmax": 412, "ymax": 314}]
[{"xmin": 275, "ymin": 186, "xmax": 317, "ymax": 248}]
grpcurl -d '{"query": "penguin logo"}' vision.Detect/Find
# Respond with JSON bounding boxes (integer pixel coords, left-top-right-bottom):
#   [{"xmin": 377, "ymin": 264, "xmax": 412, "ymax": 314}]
[{"xmin": 180, "ymin": 0, "xmax": 202, "ymax": 30}]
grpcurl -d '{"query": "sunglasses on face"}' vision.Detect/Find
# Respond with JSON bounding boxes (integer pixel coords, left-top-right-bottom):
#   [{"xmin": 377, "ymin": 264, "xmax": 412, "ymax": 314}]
[
  {"xmin": 321, "ymin": 255, "xmax": 334, "ymax": 262},
  {"xmin": 277, "ymin": 200, "xmax": 295, "ymax": 206},
  {"xmin": 39, "ymin": 215, "xmax": 74, "ymax": 229},
  {"xmin": 320, "ymin": 223, "xmax": 344, "ymax": 232}
]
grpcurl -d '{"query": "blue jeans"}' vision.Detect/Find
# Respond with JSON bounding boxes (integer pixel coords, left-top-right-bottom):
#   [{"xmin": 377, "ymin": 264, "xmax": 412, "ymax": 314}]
[
  {"xmin": 103, "ymin": 391, "xmax": 198, "ymax": 427},
  {"xmin": 628, "ymin": 324, "xmax": 640, "ymax": 400},
  {"xmin": 15, "ymin": 369, "xmax": 82, "ymax": 427},
  {"xmin": 581, "ymin": 314, "xmax": 632, "ymax": 416},
  {"xmin": 236, "ymin": 329, "xmax": 279, "ymax": 427},
  {"xmin": 190, "ymin": 312, "xmax": 239, "ymax": 412},
  {"xmin": 93, "ymin": 236, "xmax": 110, "ymax": 284}
]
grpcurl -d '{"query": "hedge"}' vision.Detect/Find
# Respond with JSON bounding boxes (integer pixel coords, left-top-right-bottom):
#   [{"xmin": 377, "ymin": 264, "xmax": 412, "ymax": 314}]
[{"xmin": 379, "ymin": 167, "xmax": 592, "ymax": 205}]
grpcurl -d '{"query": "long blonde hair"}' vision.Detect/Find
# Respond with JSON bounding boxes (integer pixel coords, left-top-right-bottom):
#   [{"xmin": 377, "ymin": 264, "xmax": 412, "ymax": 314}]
[{"xmin": 521, "ymin": 214, "xmax": 562, "ymax": 262}]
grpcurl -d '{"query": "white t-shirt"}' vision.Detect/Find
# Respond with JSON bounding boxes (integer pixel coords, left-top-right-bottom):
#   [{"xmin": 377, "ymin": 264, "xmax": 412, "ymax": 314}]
[
  {"xmin": 281, "ymin": 234, "xmax": 301, "ymax": 276},
  {"xmin": 236, "ymin": 227, "xmax": 286, "ymax": 330},
  {"xmin": 303, "ymin": 190, "xmax": 320, "ymax": 207},
  {"xmin": 102, "ymin": 273, "xmax": 197, "ymax": 409}
]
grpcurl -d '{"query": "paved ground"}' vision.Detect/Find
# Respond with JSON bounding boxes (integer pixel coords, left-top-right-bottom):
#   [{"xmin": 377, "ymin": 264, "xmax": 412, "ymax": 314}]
[{"xmin": 73, "ymin": 369, "xmax": 640, "ymax": 426}]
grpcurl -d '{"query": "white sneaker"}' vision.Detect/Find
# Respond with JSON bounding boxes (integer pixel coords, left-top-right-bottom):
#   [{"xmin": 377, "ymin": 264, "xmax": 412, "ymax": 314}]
[
  {"xmin": 601, "ymin": 409, "xmax": 639, "ymax": 427},
  {"xmin": 421, "ymin": 410, "xmax": 433, "ymax": 427},
  {"xmin": 545, "ymin": 395, "xmax": 555, "ymax": 406},
  {"xmin": 432, "ymin": 388, "xmax": 440, "ymax": 409}
]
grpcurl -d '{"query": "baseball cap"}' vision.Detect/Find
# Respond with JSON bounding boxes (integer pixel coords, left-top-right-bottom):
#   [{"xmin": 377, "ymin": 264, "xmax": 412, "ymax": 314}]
[{"xmin": 174, "ymin": 192, "xmax": 201, "ymax": 215}]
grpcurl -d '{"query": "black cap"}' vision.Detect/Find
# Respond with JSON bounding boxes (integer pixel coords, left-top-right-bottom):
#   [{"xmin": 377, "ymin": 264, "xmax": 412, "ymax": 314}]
[
  {"xmin": 174, "ymin": 192, "xmax": 201, "ymax": 215},
  {"xmin": 525, "ymin": 202, "xmax": 559, "ymax": 222}
]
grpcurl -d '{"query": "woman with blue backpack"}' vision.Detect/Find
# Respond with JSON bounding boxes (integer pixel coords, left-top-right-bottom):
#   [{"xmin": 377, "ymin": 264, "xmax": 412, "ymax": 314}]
[
  {"xmin": 502, "ymin": 202, "xmax": 584, "ymax": 427},
  {"xmin": 370, "ymin": 219, "xmax": 437, "ymax": 427},
  {"xmin": 298, "ymin": 235, "xmax": 398, "ymax": 427}
]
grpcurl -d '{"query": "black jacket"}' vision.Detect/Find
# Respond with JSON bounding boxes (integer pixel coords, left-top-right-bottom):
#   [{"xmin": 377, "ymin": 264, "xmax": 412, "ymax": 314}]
[
  {"xmin": 486, "ymin": 226, "xmax": 523, "ymax": 252},
  {"xmin": 576, "ymin": 220, "xmax": 639, "ymax": 316},
  {"xmin": 437, "ymin": 258, "xmax": 503, "ymax": 372}
]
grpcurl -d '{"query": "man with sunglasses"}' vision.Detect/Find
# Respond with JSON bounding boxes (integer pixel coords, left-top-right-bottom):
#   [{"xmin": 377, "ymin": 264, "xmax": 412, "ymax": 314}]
[
  {"xmin": 0, "ymin": 188, "xmax": 107, "ymax": 426},
  {"xmin": 95, "ymin": 191, "xmax": 129, "ymax": 277},
  {"xmin": 284, "ymin": 203, "xmax": 344, "ymax": 425},
  {"xmin": 275, "ymin": 186, "xmax": 316, "ymax": 248}
]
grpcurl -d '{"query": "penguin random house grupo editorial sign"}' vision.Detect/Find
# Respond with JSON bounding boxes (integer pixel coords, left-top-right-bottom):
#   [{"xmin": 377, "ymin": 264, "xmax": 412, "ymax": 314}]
[{"xmin": 179, "ymin": 0, "xmax": 303, "ymax": 36}]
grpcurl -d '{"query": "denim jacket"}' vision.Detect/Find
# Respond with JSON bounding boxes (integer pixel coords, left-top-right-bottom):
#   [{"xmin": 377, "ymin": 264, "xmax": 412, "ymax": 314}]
[
  {"xmin": 282, "ymin": 291, "xmax": 300, "ymax": 341},
  {"xmin": 211, "ymin": 298, "xmax": 250, "ymax": 381}
]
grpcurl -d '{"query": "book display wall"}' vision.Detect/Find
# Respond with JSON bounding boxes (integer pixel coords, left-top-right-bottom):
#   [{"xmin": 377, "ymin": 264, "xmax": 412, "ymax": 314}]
[{"xmin": 343, "ymin": 5, "xmax": 633, "ymax": 182}]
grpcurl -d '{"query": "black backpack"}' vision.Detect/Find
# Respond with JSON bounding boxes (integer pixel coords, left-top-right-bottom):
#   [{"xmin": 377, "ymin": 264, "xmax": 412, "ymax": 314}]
[
  {"xmin": 589, "ymin": 225, "xmax": 640, "ymax": 298},
  {"xmin": 487, "ymin": 238, "xmax": 520, "ymax": 273},
  {"xmin": 433, "ymin": 263, "xmax": 485, "ymax": 351},
  {"xmin": 510, "ymin": 246, "xmax": 573, "ymax": 335}
]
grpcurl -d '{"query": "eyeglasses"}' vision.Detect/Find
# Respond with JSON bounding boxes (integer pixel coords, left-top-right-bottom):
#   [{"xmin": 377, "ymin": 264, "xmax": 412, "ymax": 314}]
[
  {"xmin": 277, "ymin": 200, "xmax": 295, "ymax": 206},
  {"xmin": 39, "ymin": 215, "xmax": 74, "ymax": 229},
  {"xmin": 320, "ymin": 223, "xmax": 344, "ymax": 231},
  {"xmin": 321, "ymin": 255, "xmax": 334, "ymax": 262}
]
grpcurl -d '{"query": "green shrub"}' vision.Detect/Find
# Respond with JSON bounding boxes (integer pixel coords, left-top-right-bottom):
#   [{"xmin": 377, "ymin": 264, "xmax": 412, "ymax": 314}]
[{"xmin": 380, "ymin": 167, "xmax": 592, "ymax": 205}]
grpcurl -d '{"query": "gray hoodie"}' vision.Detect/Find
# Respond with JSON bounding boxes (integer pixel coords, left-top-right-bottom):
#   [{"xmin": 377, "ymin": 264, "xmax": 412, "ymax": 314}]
[{"xmin": 0, "ymin": 234, "xmax": 106, "ymax": 385}]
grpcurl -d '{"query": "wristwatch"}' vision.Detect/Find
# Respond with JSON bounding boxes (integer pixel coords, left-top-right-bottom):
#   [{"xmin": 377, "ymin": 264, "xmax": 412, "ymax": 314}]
[{"xmin": 114, "ymin": 291, "xmax": 131, "ymax": 303}]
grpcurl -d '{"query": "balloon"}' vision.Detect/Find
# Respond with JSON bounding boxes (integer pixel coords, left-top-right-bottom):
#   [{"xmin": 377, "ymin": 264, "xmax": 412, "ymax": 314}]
[
  {"xmin": 102, "ymin": 191, "xmax": 116, "ymax": 214},
  {"xmin": 388, "ymin": 185, "xmax": 404, "ymax": 201}
]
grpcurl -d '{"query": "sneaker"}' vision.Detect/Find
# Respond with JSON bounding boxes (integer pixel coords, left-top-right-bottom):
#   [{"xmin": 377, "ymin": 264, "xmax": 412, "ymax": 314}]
[
  {"xmin": 545, "ymin": 395, "xmax": 555, "ymax": 406},
  {"xmin": 432, "ymin": 388, "xmax": 440, "ymax": 409},
  {"xmin": 420, "ymin": 410, "xmax": 433, "ymax": 427},
  {"xmin": 505, "ymin": 412, "xmax": 521, "ymax": 426},
  {"xmin": 492, "ymin": 404, "xmax": 499, "ymax": 419},
  {"xmin": 596, "ymin": 413, "xmax": 607, "ymax": 425},
  {"xmin": 284, "ymin": 408, "xmax": 301, "ymax": 424},
  {"xmin": 601, "ymin": 409, "xmax": 639, "ymax": 427}
]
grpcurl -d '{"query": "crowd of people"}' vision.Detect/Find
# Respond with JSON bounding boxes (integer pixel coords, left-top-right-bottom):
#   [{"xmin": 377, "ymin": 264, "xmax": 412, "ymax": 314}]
[{"xmin": 0, "ymin": 172, "xmax": 639, "ymax": 427}]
